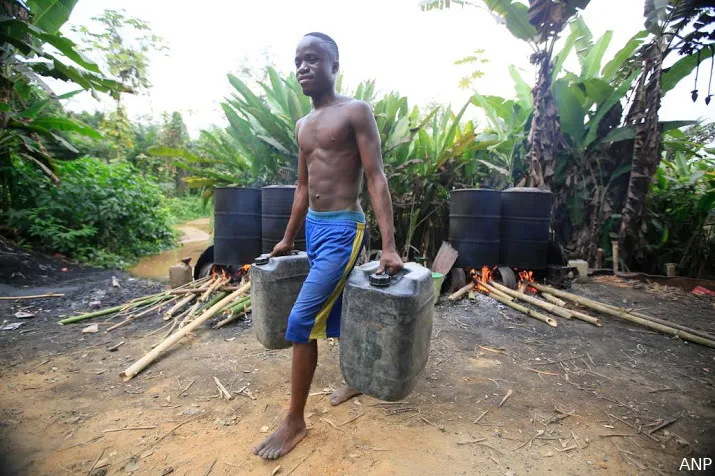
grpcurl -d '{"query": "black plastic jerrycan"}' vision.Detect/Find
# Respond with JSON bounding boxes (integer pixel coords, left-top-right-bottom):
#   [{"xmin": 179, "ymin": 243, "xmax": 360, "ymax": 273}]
[
  {"xmin": 250, "ymin": 251, "xmax": 310, "ymax": 349},
  {"xmin": 340, "ymin": 261, "xmax": 434, "ymax": 401}
]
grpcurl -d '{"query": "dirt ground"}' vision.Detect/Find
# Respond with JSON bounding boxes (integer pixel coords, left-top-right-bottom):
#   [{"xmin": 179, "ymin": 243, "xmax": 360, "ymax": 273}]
[{"xmin": 1, "ymin": 242, "xmax": 714, "ymax": 475}]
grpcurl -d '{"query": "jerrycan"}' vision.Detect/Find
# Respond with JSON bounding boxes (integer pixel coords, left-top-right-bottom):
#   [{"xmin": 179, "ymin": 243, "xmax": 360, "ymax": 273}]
[
  {"xmin": 340, "ymin": 261, "xmax": 434, "ymax": 401},
  {"xmin": 169, "ymin": 257, "xmax": 192, "ymax": 288},
  {"xmin": 250, "ymin": 251, "xmax": 310, "ymax": 349}
]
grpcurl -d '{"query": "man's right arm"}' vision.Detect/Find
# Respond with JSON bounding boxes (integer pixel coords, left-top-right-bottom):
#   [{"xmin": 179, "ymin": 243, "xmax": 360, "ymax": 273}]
[{"xmin": 270, "ymin": 120, "xmax": 309, "ymax": 256}]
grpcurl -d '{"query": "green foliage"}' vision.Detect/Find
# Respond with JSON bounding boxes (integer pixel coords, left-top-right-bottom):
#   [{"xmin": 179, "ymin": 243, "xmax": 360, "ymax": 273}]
[
  {"xmin": 454, "ymin": 49, "xmax": 487, "ymax": 89},
  {"xmin": 0, "ymin": 85, "xmax": 100, "ymax": 191},
  {"xmin": 72, "ymin": 9, "xmax": 167, "ymax": 94},
  {"xmin": 164, "ymin": 195, "xmax": 211, "ymax": 225},
  {"xmin": 647, "ymin": 148, "xmax": 715, "ymax": 277},
  {"xmin": 484, "ymin": 0, "xmax": 537, "ymax": 42},
  {"xmin": 26, "ymin": 0, "xmax": 79, "ymax": 34},
  {"xmin": 1, "ymin": 1, "xmax": 127, "ymax": 187},
  {"xmin": 662, "ymin": 47, "xmax": 715, "ymax": 94},
  {"xmin": 5, "ymin": 158, "xmax": 176, "ymax": 269},
  {"xmin": 469, "ymin": 90, "xmax": 530, "ymax": 188}
]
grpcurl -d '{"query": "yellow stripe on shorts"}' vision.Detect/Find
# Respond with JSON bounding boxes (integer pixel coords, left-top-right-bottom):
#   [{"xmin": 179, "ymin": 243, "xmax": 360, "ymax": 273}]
[{"xmin": 309, "ymin": 222, "xmax": 365, "ymax": 340}]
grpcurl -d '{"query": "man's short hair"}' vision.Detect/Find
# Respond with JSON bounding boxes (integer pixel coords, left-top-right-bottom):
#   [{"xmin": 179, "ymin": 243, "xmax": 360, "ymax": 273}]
[{"xmin": 304, "ymin": 32, "xmax": 339, "ymax": 62}]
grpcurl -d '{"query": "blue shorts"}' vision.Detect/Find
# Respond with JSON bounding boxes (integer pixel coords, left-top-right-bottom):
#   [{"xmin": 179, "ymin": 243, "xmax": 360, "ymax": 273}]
[{"xmin": 285, "ymin": 209, "xmax": 366, "ymax": 343}]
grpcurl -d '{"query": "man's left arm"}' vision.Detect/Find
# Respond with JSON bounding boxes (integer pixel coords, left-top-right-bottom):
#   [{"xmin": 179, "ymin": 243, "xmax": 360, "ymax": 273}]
[{"xmin": 351, "ymin": 101, "xmax": 403, "ymax": 276}]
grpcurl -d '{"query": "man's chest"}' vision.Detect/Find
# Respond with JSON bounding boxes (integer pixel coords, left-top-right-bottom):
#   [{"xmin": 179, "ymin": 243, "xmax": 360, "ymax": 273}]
[{"xmin": 297, "ymin": 112, "xmax": 353, "ymax": 154}]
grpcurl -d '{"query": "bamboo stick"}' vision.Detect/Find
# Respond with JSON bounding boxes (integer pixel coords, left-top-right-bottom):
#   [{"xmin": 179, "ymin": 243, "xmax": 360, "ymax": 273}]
[
  {"xmin": 64, "ymin": 290, "xmax": 176, "ymax": 325},
  {"xmin": 106, "ymin": 296, "xmax": 178, "ymax": 332},
  {"xmin": 531, "ymin": 283, "xmax": 715, "ymax": 348},
  {"xmin": 180, "ymin": 291, "xmax": 229, "ymax": 328},
  {"xmin": 170, "ymin": 286, "xmax": 242, "ymax": 295},
  {"xmin": 224, "ymin": 296, "xmax": 250, "ymax": 315},
  {"xmin": 223, "ymin": 299, "xmax": 250, "ymax": 317},
  {"xmin": 490, "ymin": 281, "xmax": 571, "ymax": 319},
  {"xmin": 164, "ymin": 294, "xmax": 196, "ymax": 320},
  {"xmin": 120, "ymin": 282, "xmax": 251, "ymax": 381},
  {"xmin": 448, "ymin": 283, "xmax": 474, "ymax": 301},
  {"xmin": 591, "ymin": 300, "xmax": 715, "ymax": 341},
  {"xmin": 59, "ymin": 304, "xmax": 126, "ymax": 325},
  {"xmin": 479, "ymin": 282, "xmax": 514, "ymax": 302},
  {"xmin": 184, "ymin": 299, "xmax": 203, "ymax": 320},
  {"xmin": 490, "ymin": 281, "xmax": 602, "ymax": 327},
  {"xmin": 541, "ymin": 293, "xmax": 567, "ymax": 307},
  {"xmin": 168, "ymin": 289, "xmax": 203, "ymax": 295},
  {"xmin": 214, "ymin": 306, "xmax": 251, "ymax": 329},
  {"xmin": 0, "ymin": 293, "xmax": 64, "ymax": 300},
  {"xmin": 199, "ymin": 277, "xmax": 224, "ymax": 302},
  {"xmin": 173, "ymin": 275, "xmax": 211, "ymax": 290},
  {"xmin": 532, "ymin": 282, "xmax": 712, "ymax": 336},
  {"xmin": 568, "ymin": 308, "xmax": 604, "ymax": 326},
  {"xmin": 124, "ymin": 276, "xmax": 206, "ymax": 305},
  {"xmin": 480, "ymin": 289, "xmax": 557, "ymax": 327}
]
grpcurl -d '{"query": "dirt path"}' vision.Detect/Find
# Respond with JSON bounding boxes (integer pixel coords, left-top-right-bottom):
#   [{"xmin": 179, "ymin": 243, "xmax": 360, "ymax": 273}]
[{"xmin": 128, "ymin": 219, "xmax": 212, "ymax": 282}]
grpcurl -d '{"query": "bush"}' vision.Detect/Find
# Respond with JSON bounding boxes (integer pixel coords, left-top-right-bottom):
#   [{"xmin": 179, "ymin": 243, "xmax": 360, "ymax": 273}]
[
  {"xmin": 645, "ymin": 155, "xmax": 715, "ymax": 278},
  {"xmin": 164, "ymin": 195, "xmax": 211, "ymax": 225},
  {"xmin": 5, "ymin": 158, "xmax": 176, "ymax": 269}
]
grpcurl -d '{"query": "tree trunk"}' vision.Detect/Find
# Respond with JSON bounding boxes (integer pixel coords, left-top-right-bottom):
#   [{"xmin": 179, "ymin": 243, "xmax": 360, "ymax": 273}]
[
  {"xmin": 526, "ymin": 56, "xmax": 562, "ymax": 191},
  {"xmin": 618, "ymin": 42, "xmax": 663, "ymax": 267}
]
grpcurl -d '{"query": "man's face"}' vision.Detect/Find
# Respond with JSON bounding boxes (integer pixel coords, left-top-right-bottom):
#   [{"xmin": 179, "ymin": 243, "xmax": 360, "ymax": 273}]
[{"xmin": 295, "ymin": 36, "xmax": 337, "ymax": 96}]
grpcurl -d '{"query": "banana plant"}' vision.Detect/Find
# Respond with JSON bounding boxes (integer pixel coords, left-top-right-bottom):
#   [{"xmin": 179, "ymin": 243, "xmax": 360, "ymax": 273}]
[
  {"xmin": 1, "ymin": 0, "xmax": 127, "ymax": 193},
  {"xmin": 386, "ymin": 100, "xmax": 475, "ymax": 258},
  {"xmin": 618, "ymin": 0, "xmax": 715, "ymax": 267},
  {"xmin": 467, "ymin": 66, "xmax": 532, "ymax": 188},
  {"xmin": 649, "ymin": 147, "xmax": 715, "ymax": 277},
  {"xmin": 148, "ymin": 128, "xmax": 253, "ymax": 204}
]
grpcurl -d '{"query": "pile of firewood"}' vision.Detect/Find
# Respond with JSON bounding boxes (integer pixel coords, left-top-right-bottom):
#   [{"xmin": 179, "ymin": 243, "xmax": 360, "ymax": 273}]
[
  {"xmin": 449, "ymin": 270, "xmax": 715, "ymax": 349},
  {"xmin": 58, "ymin": 274, "xmax": 252, "ymax": 380}
]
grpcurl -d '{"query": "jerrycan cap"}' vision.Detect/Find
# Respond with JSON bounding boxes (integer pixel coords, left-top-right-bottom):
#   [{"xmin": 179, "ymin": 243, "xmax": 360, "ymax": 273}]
[
  {"xmin": 369, "ymin": 272, "xmax": 391, "ymax": 287},
  {"xmin": 254, "ymin": 254, "xmax": 270, "ymax": 266}
]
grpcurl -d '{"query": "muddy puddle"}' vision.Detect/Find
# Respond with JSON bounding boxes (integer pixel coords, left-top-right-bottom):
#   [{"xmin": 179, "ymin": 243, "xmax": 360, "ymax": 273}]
[{"xmin": 129, "ymin": 218, "xmax": 212, "ymax": 281}]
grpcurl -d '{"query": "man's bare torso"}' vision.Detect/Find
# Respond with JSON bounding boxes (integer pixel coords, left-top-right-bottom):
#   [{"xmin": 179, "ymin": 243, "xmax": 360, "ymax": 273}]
[{"xmin": 296, "ymin": 97, "xmax": 364, "ymax": 212}]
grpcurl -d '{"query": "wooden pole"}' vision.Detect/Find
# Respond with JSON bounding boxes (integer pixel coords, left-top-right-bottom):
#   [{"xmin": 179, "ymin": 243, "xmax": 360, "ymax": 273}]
[
  {"xmin": 481, "ymin": 290, "xmax": 557, "ymax": 327},
  {"xmin": 595, "ymin": 248, "xmax": 604, "ymax": 269},
  {"xmin": 119, "ymin": 282, "xmax": 250, "ymax": 381},
  {"xmin": 665, "ymin": 263, "xmax": 677, "ymax": 277},
  {"xmin": 611, "ymin": 241, "xmax": 619, "ymax": 275},
  {"xmin": 489, "ymin": 281, "xmax": 601, "ymax": 327},
  {"xmin": 531, "ymin": 283, "xmax": 715, "ymax": 348}
]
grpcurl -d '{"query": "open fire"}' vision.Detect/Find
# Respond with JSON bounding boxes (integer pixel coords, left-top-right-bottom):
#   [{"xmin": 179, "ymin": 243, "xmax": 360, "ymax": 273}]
[
  {"xmin": 467, "ymin": 266, "xmax": 536, "ymax": 294},
  {"xmin": 518, "ymin": 270, "xmax": 536, "ymax": 293},
  {"xmin": 470, "ymin": 266, "xmax": 495, "ymax": 293},
  {"xmin": 210, "ymin": 263, "xmax": 252, "ymax": 284}
]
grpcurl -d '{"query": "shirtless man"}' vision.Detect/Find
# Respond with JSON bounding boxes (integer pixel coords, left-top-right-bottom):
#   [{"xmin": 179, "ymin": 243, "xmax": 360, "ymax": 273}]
[{"xmin": 252, "ymin": 32, "xmax": 404, "ymax": 460}]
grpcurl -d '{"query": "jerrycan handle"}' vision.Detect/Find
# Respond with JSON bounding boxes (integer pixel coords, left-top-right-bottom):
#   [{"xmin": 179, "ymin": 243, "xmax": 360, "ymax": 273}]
[
  {"xmin": 254, "ymin": 254, "xmax": 270, "ymax": 265},
  {"xmin": 254, "ymin": 250, "xmax": 300, "ymax": 266},
  {"xmin": 368, "ymin": 272, "xmax": 391, "ymax": 287}
]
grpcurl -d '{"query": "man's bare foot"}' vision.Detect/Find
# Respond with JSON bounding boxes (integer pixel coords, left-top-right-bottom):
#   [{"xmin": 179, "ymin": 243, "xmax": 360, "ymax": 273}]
[
  {"xmin": 252, "ymin": 416, "xmax": 306, "ymax": 460},
  {"xmin": 330, "ymin": 385, "xmax": 361, "ymax": 406}
]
